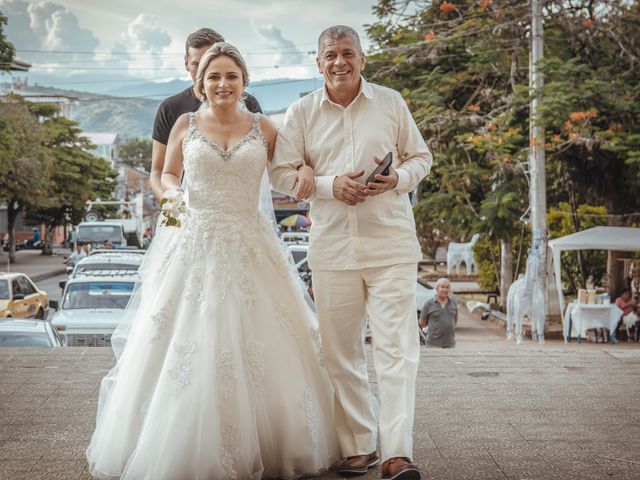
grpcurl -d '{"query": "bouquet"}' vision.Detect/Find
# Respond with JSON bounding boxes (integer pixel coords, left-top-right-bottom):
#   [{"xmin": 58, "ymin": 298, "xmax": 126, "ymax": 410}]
[{"xmin": 160, "ymin": 189, "xmax": 187, "ymax": 227}]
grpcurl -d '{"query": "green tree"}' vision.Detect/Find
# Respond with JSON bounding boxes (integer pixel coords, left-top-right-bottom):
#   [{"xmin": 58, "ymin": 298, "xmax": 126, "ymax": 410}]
[
  {"xmin": 24, "ymin": 104, "xmax": 117, "ymax": 254},
  {"xmin": 120, "ymin": 138, "xmax": 152, "ymax": 171},
  {"xmin": 367, "ymin": 0, "xmax": 640, "ymax": 304},
  {"xmin": 0, "ymin": 97, "xmax": 50, "ymax": 263},
  {"xmin": 368, "ymin": 0, "xmax": 531, "ymax": 303},
  {"xmin": 0, "ymin": 10, "xmax": 15, "ymax": 71}
]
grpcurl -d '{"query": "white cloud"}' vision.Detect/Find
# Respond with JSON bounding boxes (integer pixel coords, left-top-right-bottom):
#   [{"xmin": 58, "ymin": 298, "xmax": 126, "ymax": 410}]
[
  {"xmin": 248, "ymin": 22, "xmax": 315, "ymax": 81},
  {"xmin": 120, "ymin": 13, "xmax": 173, "ymax": 77},
  {"xmin": 1, "ymin": 0, "xmax": 99, "ymax": 52}
]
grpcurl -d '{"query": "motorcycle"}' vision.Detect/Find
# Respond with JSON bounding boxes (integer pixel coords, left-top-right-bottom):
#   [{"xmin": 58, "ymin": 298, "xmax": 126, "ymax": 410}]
[{"xmin": 2, "ymin": 237, "xmax": 44, "ymax": 252}]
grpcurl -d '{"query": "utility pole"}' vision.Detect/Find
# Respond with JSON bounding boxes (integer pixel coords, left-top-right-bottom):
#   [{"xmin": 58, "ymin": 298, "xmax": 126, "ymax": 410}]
[{"xmin": 530, "ymin": 0, "xmax": 548, "ymax": 328}]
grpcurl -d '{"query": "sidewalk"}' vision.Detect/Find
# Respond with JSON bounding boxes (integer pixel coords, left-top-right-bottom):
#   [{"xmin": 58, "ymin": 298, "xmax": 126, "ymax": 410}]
[
  {"xmin": 0, "ymin": 309, "xmax": 639, "ymax": 479},
  {"xmin": 0, "ymin": 248, "xmax": 68, "ymax": 282}
]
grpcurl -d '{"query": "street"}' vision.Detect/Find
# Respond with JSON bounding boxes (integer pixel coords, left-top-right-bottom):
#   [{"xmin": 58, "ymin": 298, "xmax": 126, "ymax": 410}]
[{"xmin": 38, "ymin": 274, "xmax": 67, "ymax": 308}]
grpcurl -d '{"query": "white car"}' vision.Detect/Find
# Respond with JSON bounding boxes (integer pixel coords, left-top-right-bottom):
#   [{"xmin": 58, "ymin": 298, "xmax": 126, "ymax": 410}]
[
  {"xmin": 281, "ymin": 232, "xmax": 309, "ymax": 245},
  {"xmin": 89, "ymin": 248, "xmax": 145, "ymax": 256},
  {"xmin": 68, "ymin": 253, "xmax": 143, "ymax": 279},
  {"xmin": 287, "ymin": 244, "xmax": 309, "ymax": 274},
  {"xmin": 77, "ymin": 221, "xmax": 127, "ymax": 249},
  {"xmin": 51, "ymin": 273, "xmax": 137, "ymax": 347}
]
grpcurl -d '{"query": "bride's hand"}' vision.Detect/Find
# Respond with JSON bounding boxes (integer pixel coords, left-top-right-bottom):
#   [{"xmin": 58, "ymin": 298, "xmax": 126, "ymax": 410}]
[
  {"xmin": 160, "ymin": 188, "xmax": 187, "ymax": 227},
  {"xmin": 292, "ymin": 165, "xmax": 315, "ymax": 201}
]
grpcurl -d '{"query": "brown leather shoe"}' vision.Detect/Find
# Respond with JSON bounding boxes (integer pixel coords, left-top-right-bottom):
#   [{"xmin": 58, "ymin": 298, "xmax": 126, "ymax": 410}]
[
  {"xmin": 381, "ymin": 457, "xmax": 421, "ymax": 480},
  {"xmin": 331, "ymin": 451, "xmax": 379, "ymax": 475}
]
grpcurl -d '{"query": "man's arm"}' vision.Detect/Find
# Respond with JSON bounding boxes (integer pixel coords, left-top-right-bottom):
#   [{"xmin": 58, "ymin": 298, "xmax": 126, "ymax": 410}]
[
  {"xmin": 269, "ymin": 102, "xmax": 306, "ymax": 196},
  {"xmin": 393, "ymin": 93, "xmax": 433, "ymax": 194},
  {"xmin": 150, "ymin": 100, "xmax": 173, "ymax": 200},
  {"xmin": 150, "ymin": 140, "xmax": 166, "ymax": 201}
]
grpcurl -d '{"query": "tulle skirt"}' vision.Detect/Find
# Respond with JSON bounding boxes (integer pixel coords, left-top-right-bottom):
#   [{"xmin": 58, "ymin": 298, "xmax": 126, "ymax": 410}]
[{"xmin": 86, "ymin": 210, "xmax": 339, "ymax": 479}]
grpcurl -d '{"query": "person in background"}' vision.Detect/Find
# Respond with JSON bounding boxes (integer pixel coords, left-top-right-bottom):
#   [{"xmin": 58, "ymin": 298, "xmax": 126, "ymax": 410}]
[
  {"xmin": 150, "ymin": 27, "xmax": 262, "ymax": 201},
  {"xmin": 419, "ymin": 277, "xmax": 458, "ymax": 348},
  {"xmin": 65, "ymin": 243, "xmax": 87, "ymax": 268},
  {"xmin": 68, "ymin": 226, "xmax": 78, "ymax": 253},
  {"xmin": 615, "ymin": 289, "xmax": 638, "ymax": 341}
]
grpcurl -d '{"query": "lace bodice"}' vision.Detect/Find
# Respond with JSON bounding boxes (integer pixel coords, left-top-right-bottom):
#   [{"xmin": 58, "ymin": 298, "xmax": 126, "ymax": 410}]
[{"xmin": 182, "ymin": 112, "xmax": 269, "ymax": 216}]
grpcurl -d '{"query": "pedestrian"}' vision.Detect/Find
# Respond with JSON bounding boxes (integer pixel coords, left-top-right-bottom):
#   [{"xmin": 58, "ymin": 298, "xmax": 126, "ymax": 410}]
[
  {"xmin": 270, "ymin": 25, "xmax": 432, "ymax": 480},
  {"xmin": 68, "ymin": 225, "xmax": 77, "ymax": 253},
  {"xmin": 149, "ymin": 27, "xmax": 262, "ymax": 201},
  {"xmin": 419, "ymin": 278, "xmax": 458, "ymax": 348},
  {"xmin": 65, "ymin": 243, "xmax": 87, "ymax": 268}
]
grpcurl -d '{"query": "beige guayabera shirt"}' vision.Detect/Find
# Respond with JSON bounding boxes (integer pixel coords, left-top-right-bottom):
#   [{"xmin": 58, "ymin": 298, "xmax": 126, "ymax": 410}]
[{"xmin": 270, "ymin": 77, "xmax": 433, "ymax": 271}]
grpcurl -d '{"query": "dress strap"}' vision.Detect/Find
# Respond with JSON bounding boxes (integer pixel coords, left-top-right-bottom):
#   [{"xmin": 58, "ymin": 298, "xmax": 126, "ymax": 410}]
[
  {"xmin": 251, "ymin": 112, "xmax": 261, "ymax": 130},
  {"xmin": 252, "ymin": 113, "xmax": 269, "ymax": 155}
]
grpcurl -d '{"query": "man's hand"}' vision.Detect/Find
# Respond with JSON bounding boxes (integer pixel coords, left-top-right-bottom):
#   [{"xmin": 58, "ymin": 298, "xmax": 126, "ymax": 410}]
[
  {"xmin": 332, "ymin": 170, "xmax": 367, "ymax": 206},
  {"xmin": 365, "ymin": 157, "xmax": 399, "ymax": 196}
]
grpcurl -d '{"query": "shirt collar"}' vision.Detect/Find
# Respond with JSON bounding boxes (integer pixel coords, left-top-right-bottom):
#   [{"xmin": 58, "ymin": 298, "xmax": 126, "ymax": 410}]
[{"xmin": 321, "ymin": 76, "xmax": 373, "ymax": 106}]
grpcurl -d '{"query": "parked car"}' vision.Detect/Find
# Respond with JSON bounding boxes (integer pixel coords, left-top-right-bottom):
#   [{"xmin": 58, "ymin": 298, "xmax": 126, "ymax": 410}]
[
  {"xmin": 89, "ymin": 248, "xmax": 145, "ymax": 256},
  {"xmin": 0, "ymin": 318, "xmax": 63, "ymax": 347},
  {"xmin": 51, "ymin": 273, "xmax": 137, "ymax": 346},
  {"xmin": 281, "ymin": 232, "xmax": 310, "ymax": 245},
  {"xmin": 66, "ymin": 253, "xmax": 143, "ymax": 280},
  {"xmin": 77, "ymin": 222, "xmax": 127, "ymax": 249},
  {"xmin": 0, "ymin": 272, "xmax": 49, "ymax": 319}
]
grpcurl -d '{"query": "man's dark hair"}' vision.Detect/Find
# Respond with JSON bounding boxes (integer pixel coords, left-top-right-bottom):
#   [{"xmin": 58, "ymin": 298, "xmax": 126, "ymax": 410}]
[{"xmin": 185, "ymin": 28, "xmax": 225, "ymax": 54}]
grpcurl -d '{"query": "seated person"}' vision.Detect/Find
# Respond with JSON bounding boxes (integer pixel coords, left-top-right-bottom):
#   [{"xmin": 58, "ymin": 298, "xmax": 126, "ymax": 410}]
[{"xmin": 615, "ymin": 289, "xmax": 638, "ymax": 333}]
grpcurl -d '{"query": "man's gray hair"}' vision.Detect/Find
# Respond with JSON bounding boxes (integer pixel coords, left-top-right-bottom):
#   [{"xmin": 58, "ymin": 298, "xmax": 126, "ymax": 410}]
[
  {"xmin": 435, "ymin": 278, "xmax": 451, "ymax": 289},
  {"xmin": 317, "ymin": 25, "xmax": 363, "ymax": 55}
]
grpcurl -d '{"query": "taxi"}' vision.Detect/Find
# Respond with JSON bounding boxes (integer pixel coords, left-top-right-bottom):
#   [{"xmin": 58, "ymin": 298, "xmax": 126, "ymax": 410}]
[{"xmin": 0, "ymin": 272, "xmax": 49, "ymax": 319}]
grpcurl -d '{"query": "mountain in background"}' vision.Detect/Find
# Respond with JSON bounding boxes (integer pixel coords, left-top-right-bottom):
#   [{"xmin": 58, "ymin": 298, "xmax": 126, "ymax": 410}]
[{"xmin": 3, "ymin": 76, "xmax": 323, "ymax": 140}]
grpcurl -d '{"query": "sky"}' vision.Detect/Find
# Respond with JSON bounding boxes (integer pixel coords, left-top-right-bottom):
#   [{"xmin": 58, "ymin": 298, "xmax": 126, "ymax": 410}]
[{"xmin": 0, "ymin": 0, "xmax": 380, "ymax": 87}]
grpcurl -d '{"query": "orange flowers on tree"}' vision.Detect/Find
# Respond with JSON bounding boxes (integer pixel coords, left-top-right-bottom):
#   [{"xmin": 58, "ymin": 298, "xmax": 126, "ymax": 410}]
[
  {"xmin": 424, "ymin": 31, "xmax": 437, "ymax": 42},
  {"xmin": 568, "ymin": 109, "xmax": 598, "ymax": 121},
  {"xmin": 439, "ymin": 2, "xmax": 457, "ymax": 14}
]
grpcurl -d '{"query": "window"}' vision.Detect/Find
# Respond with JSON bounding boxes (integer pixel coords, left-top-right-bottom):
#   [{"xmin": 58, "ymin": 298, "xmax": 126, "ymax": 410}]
[
  {"xmin": 17, "ymin": 276, "xmax": 36, "ymax": 295},
  {"xmin": 11, "ymin": 280, "xmax": 23, "ymax": 297},
  {"xmin": 63, "ymin": 282, "xmax": 134, "ymax": 310},
  {"xmin": 0, "ymin": 281, "xmax": 9, "ymax": 300}
]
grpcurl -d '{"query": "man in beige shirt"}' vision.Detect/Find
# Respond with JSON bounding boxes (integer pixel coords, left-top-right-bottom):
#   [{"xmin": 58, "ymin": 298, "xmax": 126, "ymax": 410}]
[{"xmin": 270, "ymin": 25, "xmax": 432, "ymax": 480}]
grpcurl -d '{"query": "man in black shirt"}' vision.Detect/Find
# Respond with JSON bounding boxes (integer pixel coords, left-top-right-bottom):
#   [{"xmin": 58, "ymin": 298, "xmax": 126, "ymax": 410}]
[{"xmin": 151, "ymin": 28, "xmax": 262, "ymax": 199}]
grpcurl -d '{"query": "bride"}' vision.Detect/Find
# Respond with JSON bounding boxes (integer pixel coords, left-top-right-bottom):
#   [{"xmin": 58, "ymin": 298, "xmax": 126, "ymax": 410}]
[{"xmin": 86, "ymin": 42, "xmax": 339, "ymax": 479}]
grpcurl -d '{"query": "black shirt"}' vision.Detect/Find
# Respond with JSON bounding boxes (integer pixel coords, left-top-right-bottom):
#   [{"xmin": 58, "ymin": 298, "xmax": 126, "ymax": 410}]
[{"xmin": 152, "ymin": 86, "xmax": 262, "ymax": 145}]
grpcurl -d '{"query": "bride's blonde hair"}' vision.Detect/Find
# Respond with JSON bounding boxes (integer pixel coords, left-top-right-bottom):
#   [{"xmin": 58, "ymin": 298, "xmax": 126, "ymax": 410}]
[{"xmin": 195, "ymin": 42, "xmax": 250, "ymax": 101}]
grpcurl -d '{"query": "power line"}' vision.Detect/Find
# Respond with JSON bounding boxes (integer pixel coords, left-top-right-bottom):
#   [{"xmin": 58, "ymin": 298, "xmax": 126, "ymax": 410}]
[
  {"xmin": 10, "ymin": 63, "xmax": 317, "ymax": 71},
  {"xmin": 15, "ymin": 43, "xmax": 317, "ymax": 56}
]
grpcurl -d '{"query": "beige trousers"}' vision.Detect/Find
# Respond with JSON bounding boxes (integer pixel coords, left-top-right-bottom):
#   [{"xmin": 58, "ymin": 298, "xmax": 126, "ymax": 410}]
[{"xmin": 313, "ymin": 263, "xmax": 419, "ymax": 462}]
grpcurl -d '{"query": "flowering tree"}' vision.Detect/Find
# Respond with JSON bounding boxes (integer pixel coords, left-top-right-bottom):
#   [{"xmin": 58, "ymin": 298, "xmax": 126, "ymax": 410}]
[{"xmin": 366, "ymin": 0, "xmax": 640, "ymax": 300}]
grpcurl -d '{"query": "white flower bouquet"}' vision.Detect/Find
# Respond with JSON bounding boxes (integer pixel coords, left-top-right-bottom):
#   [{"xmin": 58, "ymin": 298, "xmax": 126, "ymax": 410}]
[{"xmin": 160, "ymin": 189, "xmax": 187, "ymax": 227}]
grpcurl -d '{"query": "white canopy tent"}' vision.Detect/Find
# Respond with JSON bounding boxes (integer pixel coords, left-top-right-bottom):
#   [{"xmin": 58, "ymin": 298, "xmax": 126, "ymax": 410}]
[{"xmin": 548, "ymin": 226, "xmax": 640, "ymax": 320}]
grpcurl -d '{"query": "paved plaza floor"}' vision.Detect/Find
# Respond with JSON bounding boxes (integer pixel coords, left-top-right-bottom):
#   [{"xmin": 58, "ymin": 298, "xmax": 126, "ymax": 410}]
[{"xmin": 1, "ymin": 310, "xmax": 639, "ymax": 479}]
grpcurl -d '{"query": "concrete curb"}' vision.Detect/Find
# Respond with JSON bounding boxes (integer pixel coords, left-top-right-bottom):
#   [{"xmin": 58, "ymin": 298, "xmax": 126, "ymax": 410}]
[{"xmin": 31, "ymin": 268, "xmax": 67, "ymax": 283}]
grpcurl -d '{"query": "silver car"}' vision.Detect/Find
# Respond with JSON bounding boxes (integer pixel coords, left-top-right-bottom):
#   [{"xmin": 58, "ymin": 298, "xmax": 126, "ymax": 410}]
[{"xmin": 0, "ymin": 319, "xmax": 63, "ymax": 347}]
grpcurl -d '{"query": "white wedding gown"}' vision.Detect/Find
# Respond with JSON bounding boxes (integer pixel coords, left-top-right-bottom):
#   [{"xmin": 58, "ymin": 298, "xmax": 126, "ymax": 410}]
[{"xmin": 86, "ymin": 113, "xmax": 339, "ymax": 479}]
